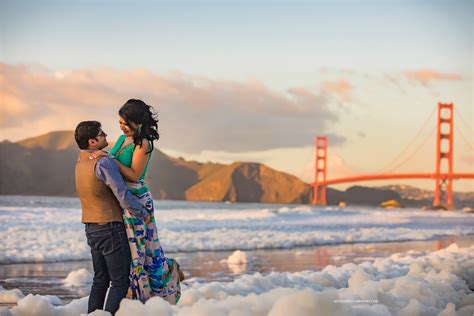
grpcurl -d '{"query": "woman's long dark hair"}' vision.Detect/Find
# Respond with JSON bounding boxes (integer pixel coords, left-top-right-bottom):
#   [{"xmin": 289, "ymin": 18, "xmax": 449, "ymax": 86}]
[{"xmin": 119, "ymin": 99, "xmax": 159, "ymax": 154}]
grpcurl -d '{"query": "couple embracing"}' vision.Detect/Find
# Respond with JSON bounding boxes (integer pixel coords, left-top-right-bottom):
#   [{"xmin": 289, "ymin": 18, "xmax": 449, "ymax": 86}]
[{"xmin": 74, "ymin": 99, "xmax": 183, "ymax": 315}]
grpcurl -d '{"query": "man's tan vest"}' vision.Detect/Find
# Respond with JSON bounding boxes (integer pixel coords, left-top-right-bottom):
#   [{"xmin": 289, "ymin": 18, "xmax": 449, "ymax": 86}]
[{"xmin": 75, "ymin": 151, "xmax": 123, "ymax": 223}]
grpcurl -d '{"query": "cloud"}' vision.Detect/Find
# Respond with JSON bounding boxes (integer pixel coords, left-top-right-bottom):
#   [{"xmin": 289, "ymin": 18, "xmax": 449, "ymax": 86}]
[
  {"xmin": 403, "ymin": 69, "xmax": 463, "ymax": 85},
  {"xmin": 320, "ymin": 79, "xmax": 352, "ymax": 101},
  {"xmin": 0, "ymin": 94, "xmax": 30, "ymax": 127},
  {"xmin": 382, "ymin": 74, "xmax": 407, "ymax": 95},
  {"xmin": 0, "ymin": 63, "xmax": 344, "ymax": 153}
]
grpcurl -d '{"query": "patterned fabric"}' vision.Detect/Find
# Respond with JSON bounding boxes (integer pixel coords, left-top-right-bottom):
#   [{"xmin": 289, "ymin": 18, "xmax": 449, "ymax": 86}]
[
  {"xmin": 111, "ymin": 136, "xmax": 181, "ymax": 304},
  {"xmin": 123, "ymin": 182, "xmax": 181, "ymax": 304}
]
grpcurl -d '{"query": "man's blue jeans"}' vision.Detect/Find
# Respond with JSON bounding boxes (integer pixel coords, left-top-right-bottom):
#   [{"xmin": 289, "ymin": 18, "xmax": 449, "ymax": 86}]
[{"xmin": 85, "ymin": 222, "xmax": 131, "ymax": 315}]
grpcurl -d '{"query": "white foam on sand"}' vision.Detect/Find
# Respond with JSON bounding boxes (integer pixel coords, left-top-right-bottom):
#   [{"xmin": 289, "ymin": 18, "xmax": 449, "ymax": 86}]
[
  {"xmin": 221, "ymin": 250, "xmax": 254, "ymax": 274},
  {"xmin": 1, "ymin": 197, "xmax": 474, "ymax": 263},
  {"xmin": 225, "ymin": 250, "xmax": 253, "ymax": 265},
  {"xmin": 63, "ymin": 269, "xmax": 93, "ymax": 288},
  {"xmin": 0, "ymin": 285, "xmax": 24, "ymax": 304},
  {"xmin": 2, "ymin": 243, "xmax": 473, "ymax": 315}
]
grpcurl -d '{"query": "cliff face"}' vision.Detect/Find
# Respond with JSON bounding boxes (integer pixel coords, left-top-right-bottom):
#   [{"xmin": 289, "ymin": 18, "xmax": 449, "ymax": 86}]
[{"xmin": 185, "ymin": 162, "xmax": 310, "ymax": 203}]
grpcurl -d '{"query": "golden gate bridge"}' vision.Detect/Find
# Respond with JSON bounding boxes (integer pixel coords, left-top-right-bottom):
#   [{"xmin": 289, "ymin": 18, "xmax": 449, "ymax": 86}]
[{"xmin": 311, "ymin": 103, "xmax": 474, "ymax": 209}]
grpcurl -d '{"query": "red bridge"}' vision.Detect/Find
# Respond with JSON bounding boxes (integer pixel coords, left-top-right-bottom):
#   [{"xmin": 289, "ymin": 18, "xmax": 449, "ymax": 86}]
[{"xmin": 312, "ymin": 103, "xmax": 474, "ymax": 209}]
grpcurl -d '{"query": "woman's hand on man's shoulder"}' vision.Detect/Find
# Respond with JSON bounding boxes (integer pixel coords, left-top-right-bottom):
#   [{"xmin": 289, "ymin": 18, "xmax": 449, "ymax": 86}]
[{"xmin": 89, "ymin": 150, "xmax": 109, "ymax": 160}]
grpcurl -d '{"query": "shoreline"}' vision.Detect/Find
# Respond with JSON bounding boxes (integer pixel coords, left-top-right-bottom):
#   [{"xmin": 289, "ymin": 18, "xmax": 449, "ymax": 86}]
[
  {"xmin": 2, "ymin": 233, "xmax": 473, "ymax": 266},
  {"xmin": 1, "ymin": 194, "xmax": 473, "ymax": 210}
]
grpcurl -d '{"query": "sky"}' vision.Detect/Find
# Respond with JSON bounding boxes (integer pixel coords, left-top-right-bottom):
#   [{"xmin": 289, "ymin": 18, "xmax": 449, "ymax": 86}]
[{"xmin": 1, "ymin": 0, "xmax": 473, "ymax": 192}]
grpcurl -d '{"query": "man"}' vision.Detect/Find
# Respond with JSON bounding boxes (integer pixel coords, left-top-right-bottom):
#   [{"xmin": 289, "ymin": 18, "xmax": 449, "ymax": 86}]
[{"xmin": 74, "ymin": 121, "xmax": 149, "ymax": 315}]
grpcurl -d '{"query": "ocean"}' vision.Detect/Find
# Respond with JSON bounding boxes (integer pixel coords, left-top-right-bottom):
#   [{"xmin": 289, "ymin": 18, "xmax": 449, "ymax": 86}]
[{"xmin": 1, "ymin": 195, "xmax": 473, "ymax": 315}]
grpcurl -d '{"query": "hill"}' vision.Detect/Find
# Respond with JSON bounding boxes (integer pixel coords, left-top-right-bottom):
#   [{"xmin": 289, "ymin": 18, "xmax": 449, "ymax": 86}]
[
  {"xmin": 185, "ymin": 162, "xmax": 309, "ymax": 203},
  {"xmin": 0, "ymin": 131, "xmax": 309, "ymax": 203},
  {"xmin": 17, "ymin": 131, "xmax": 77, "ymax": 151}
]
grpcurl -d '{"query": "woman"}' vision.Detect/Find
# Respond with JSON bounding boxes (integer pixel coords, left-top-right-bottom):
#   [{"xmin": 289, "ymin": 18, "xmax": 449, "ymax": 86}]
[{"xmin": 91, "ymin": 99, "xmax": 182, "ymax": 304}]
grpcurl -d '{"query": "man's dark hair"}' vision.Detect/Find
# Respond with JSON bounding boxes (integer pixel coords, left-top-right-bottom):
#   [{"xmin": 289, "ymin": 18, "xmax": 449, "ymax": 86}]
[{"xmin": 74, "ymin": 121, "xmax": 101, "ymax": 149}]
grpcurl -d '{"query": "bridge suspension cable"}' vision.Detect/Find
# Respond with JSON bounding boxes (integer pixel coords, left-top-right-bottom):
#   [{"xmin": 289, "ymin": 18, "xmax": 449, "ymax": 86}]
[
  {"xmin": 454, "ymin": 108, "xmax": 474, "ymax": 151},
  {"xmin": 455, "ymin": 124, "xmax": 474, "ymax": 151},
  {"xmin": 377, "ymin": 106, "xmax": 436, "ymax": 173},
  {"xmin": 454, "ymin": 107, "xmax": 474, "ymax": 134},
  {"xmin": 385, "ymin": 124, "xmax": 435, "ymax": 173}
]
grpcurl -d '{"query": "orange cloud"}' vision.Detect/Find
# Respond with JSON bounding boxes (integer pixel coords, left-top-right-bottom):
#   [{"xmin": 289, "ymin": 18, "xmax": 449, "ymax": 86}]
[
  {"xmin": 404, "ymin": 70, "xmax": 463, "ymax": 85},
  {"xmin": 321, "ymin": 79, "xmax": 352, "ymax": 101},
  {"xmin": 0, "ymin": 63, "xmax": 344, "ymax": 153},
  {"xmin": 0, "ymin": 94, "xmax": 30, "ymax": 127}
]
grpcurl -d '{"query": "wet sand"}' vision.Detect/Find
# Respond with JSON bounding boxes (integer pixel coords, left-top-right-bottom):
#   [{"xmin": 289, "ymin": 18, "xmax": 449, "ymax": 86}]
[{"xmin": 1, "ymin": 235, "xmax": 472, "ymax": 306}]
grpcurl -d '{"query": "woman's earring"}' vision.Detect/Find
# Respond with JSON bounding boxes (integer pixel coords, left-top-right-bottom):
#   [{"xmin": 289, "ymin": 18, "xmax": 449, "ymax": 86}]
[{"xmin": 138, "ymin": 124, "xmax": 142, "ymax": 135}]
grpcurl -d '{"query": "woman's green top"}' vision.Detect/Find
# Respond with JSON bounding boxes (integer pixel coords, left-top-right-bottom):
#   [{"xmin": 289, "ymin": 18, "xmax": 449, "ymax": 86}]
[{"xmin": 110, "ymin": 135, "xmax": 152, "ymax": 194}]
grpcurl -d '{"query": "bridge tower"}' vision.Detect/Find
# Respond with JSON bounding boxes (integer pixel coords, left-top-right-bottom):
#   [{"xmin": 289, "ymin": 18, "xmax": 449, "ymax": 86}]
[
  {"xmin": 433, "ymin": 102, "xmax": 454, "ymax": 209},
  {"xmin": 312, "ymin": 136, "xmax": 327, "ymax": 205}
]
